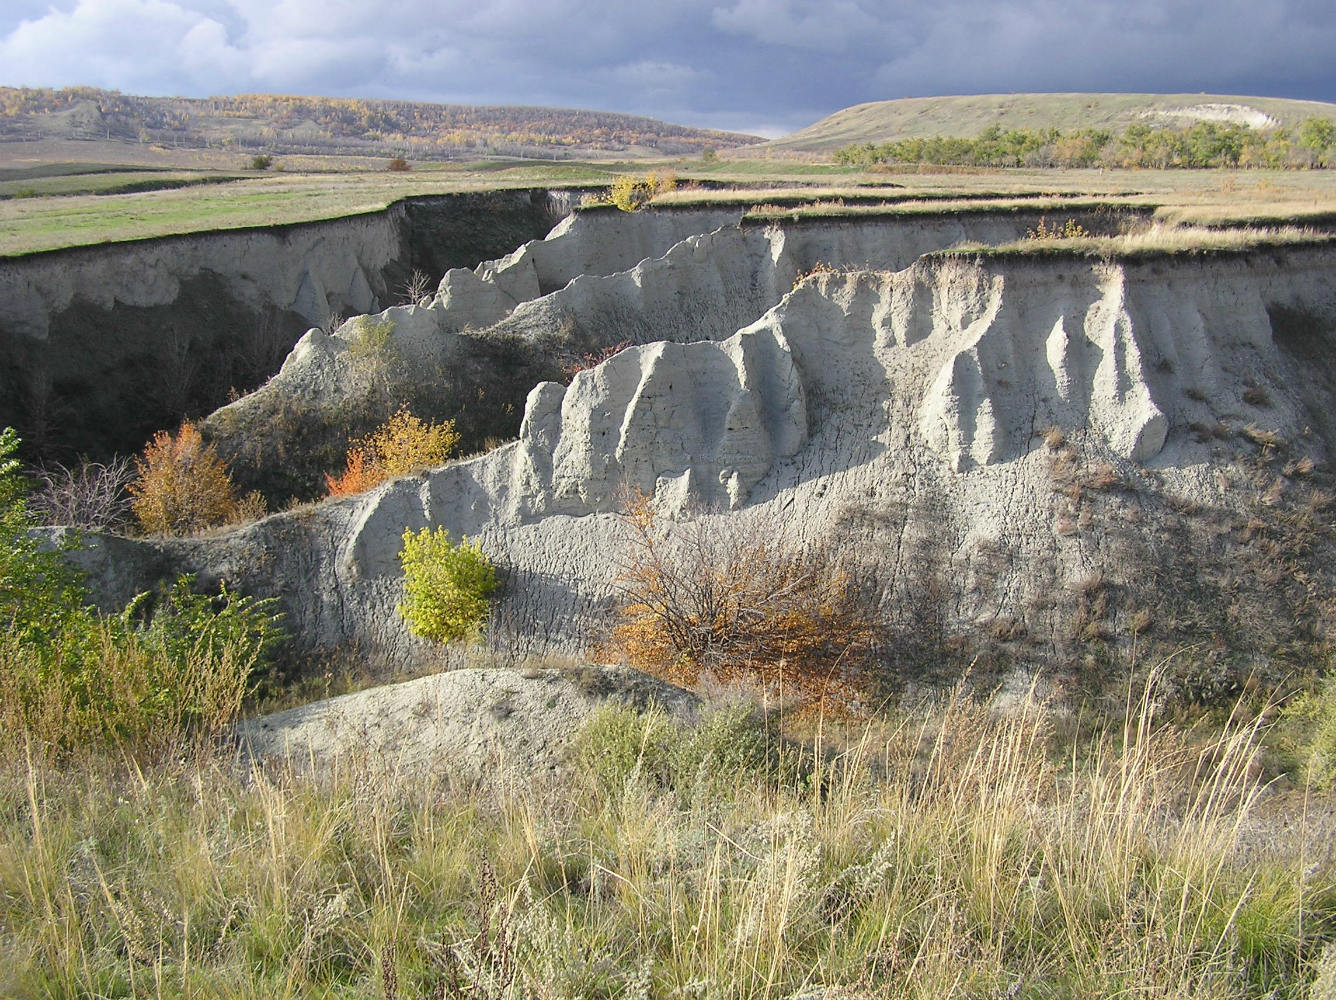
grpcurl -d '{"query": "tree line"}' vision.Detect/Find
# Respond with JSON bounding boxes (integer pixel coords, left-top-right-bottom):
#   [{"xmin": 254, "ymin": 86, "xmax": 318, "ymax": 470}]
[{"xmin": 0, "ymin": 86, "xmax": 761, "ymax": 157}]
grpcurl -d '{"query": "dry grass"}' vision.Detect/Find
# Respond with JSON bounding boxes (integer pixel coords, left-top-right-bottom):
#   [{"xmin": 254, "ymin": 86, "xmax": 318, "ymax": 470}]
[
  {"xmin": 963, "ymin": 221, "xmax": 1332, "ymax": 259},
  {"xmin": 1, "ymin": 673, "xmax": 1332, "ymax": 999}
]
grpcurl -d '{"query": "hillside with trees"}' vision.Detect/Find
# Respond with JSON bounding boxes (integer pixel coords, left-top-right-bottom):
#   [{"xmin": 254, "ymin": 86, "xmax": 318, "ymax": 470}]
[
  {"xmin": 0, "ymin": 87, "xmax": 763, "ymax": 160},
  {"xmin": 833, "ymin": 119, "xmax": 1336, "ymax": 169},
  {"xmin": 769, "ymin": 92, "xmax": 1336, "ymax": 150}
]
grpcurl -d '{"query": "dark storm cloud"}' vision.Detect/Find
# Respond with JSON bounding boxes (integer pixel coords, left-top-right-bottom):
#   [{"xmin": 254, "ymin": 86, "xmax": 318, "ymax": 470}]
[{"xmin": 1, "ymin": 0, "xmax": 1334, "ymax": 136}]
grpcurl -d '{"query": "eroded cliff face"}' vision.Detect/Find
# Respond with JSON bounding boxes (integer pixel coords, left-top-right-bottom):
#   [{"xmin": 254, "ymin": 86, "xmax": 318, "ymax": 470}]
[
  {"xmin": 203, "ymin": 204, "xmax": 1139, "ymax": 500},
  {"xmin": 71, "ymin": 237, "xmax": 1336, "ymax": 695},
  {"xmin": 0, "ymin": 189, "xmax": 570, "ymax": 462}
]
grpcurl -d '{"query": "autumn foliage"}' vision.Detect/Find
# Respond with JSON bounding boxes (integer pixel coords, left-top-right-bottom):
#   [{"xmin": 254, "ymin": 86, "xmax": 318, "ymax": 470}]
[
  {"xmin": 129, "ymin": 422, "xmax": 263, "ymax": 535},
  {"xmin": 325, "ymin": 407, "xmax": 460, "ymax": 497},
  {"xmin": 606, "ymin": 490, "xmax": 877, "ymax": 709}
]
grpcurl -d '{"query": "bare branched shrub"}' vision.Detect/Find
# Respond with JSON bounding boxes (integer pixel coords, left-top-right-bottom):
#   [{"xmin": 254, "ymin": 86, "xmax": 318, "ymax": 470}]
[
  {"xmin": 27, "ymin": 456, "xmax": 135, "ymax": 530},
  {"xmin": 398, "ymin": 268, "xmax": 434, "ymax": 305},
  {"xmin": 561, "ymin": 339, "xmax": 631, "ymax": 380},
  {"xmin": 604, "ymin": 489, "xmax": 877, "ymax": 709},
  {"xmin": 320, "ymin": 310, "xmax": 346, "ymax": 337}
]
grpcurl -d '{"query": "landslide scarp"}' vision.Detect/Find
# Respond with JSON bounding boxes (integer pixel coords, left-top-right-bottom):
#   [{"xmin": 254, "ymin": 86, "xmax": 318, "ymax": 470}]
[
  {"xmin": 0, "ymin": 165, "xmax": 1316, "ymax": 731},
  {"xmin": 202, "ymin": 200, "xmax": 1145, "ymax": 501},
  {"xmin": 0, "ymin": 189, "xmax": 571, "ymax": 465},
  {"xmin": 59, "ymin": 203, "xmax": 1336, "ymax": 709}
]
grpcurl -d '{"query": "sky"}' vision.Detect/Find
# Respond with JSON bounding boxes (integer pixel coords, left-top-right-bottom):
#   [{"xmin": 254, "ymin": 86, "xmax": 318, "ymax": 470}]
[{"xmin": 2, "ymin": 0, "xmax": 1335, "ymax": 138}]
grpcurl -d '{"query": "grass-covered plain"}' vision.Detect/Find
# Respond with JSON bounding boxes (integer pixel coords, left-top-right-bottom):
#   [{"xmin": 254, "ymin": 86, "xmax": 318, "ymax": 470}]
[{"xmin": 7, "ymin": 152, "xmax": 1336, "ymax": 258}]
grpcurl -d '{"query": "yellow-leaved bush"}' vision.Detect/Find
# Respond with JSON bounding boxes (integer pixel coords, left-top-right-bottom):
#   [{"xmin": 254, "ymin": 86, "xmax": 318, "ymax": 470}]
[
  {"xmin": 326, "ymin": 406, "xmax": 459, "ymax": 497},
  {"xmin": 397, "ymin": 526, "xmax": 498, "ymax": 642},
  {"xmin": 608, "ymin": 170, "xmax": 676, "ymax": 212}
]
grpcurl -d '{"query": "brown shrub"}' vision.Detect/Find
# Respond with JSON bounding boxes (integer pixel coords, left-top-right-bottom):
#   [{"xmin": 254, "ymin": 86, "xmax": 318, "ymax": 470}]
[
  {"xmin": 129, "ymin": 422, "xmax": 259, "ymax": 534},
  {"xmin": 603, "ymin": 490, "xmax": 877, "ymax": 710}
]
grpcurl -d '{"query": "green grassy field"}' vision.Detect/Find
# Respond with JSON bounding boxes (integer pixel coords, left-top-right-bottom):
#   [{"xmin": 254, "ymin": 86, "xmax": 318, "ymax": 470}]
[
  {"xmin": 0, "ymin": 164, "xmax": 601, "ymax": 256},
  {"xmin": 7, "ymin": 155, "xmax": 1336, "ymax": 258}
]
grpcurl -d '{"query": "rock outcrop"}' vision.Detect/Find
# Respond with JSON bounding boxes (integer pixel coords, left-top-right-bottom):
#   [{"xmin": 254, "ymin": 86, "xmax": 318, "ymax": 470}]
[
  {"xmin": 203, "ymin": 203, "xmax": 1137, "ymax": 498},
  {"xmin": 236, "ymin": 663, "xmax": 700, "ymax": 783},
  {"xmin": 69, "ymin": 230, "xmax": 1336, "ymax": 692}
]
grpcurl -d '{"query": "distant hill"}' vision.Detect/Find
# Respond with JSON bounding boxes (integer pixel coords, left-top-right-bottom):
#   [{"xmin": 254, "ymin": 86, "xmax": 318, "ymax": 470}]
[
  {"xmin": 0, "ymin": 87, "xmax": 763, "ymax": 161},
  {"xmin": 765, "ymin": 93, "xmax": 1336, "ymax": 154}
]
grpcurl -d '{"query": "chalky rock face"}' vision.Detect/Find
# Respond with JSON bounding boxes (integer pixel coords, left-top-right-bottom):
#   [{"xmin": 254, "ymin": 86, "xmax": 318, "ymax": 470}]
[
  {"xmin": 517, "ymin": 331, "xmax": 807, "ymax": 514},
  {"xmin": 433, "ymin": 206, "xmax": 746, "ymax": 331},
  {"xmin": 200, "ymin": 204, "xmax": 1131, "ymax": 496},
  {"xmin": 62, "ymin": 202, "xmax": 1336, "ymax": 679},
  {"xmin": 915, "ymin": 259, "xmax": 1172, "ymax": 469},
  {"xmin": 0, "ymin": 190, "xmax": 570, "ymax": 460}
]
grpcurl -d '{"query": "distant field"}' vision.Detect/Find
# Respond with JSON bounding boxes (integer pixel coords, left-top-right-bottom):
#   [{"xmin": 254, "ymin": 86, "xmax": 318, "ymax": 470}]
[
  {"xmin": 0, "ymin": 161, "xmax": 625, "ymax": 256},
  {"xmin": 0, "ymin": 169, "xmax": 245, "ymax": 199},
  {"xmin": 5, "ymin": 153, "xmax": 1336, "ymax": 256}
]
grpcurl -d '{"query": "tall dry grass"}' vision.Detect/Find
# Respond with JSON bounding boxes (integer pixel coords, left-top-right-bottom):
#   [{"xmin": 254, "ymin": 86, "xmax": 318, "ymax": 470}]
[{"xmin": 1, "ymin": 675, "xmax": 1331, "ymax": 998}]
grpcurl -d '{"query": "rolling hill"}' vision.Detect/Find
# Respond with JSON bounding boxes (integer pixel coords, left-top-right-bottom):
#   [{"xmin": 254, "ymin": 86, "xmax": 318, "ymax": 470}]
[
  {"xmin": 764, "ymin": 92, "xmax": 1336, "ymax": 153},
  {"xmin": 0, "ymin": 87, "xmax": 764, "ymax": 162}
]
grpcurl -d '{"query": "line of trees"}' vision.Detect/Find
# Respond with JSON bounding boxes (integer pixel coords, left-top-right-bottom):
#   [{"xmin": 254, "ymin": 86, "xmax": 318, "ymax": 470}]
[{"xmin": 835, "ymin": 119, "xmax": 1336, "ymax": 169}]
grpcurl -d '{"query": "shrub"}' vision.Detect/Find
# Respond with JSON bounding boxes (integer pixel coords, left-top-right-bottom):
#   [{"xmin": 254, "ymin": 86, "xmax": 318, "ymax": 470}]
[
  {"xmin": 1284, "ymin": 673, "xmax": 1336, "ymax": 787},
  {"xmin": 129, "ymin": 422, "xmax": 263, "ymax": 534},
  {"xmin": 398, "ymin": 268, "xmax": 434, "ymax": 305},
  {"xmin": 326, "ymin": 407, "xmax": 460, "ymax": 496},
  {"xmin": 572, "ymin": 701, "xmax": 802, "ymax": 804},
  {"xmin": 27, "ymin": 455, "xmax": 135, "ymax": 530},
  {"xmin": 605, "ymin": 490, "xmax": 876, "ymax": 707},
  {"xmin": 387, "ymin": 157, "xmax": 411, "ymax": 172},
  {"xmin": 397, "ymin": 526, "xmax": 498, "ymax": 642},
  {"xmin": 561, "ymin": 339, "xmax": 631, "ymax": 380},
  {"xmin": 249, "ymin": 154, "xmax": 273, "ymax": 170},
  {"xmin": 1025, "ymin": 216, "xmax": 1091, "ymax": 240},
  {"xmin": 0, "ymin": 428, "xmax": 283, "ymax": 756},
  {"xmin": 0, "ymin": 427, "xmax": 87, "ymax": 650},
  {"xmin": 1, "ymin": 577, "xmax": 282, "ymax": 756},
  {"xmin": 608, "ymin": 170, "xmax": 676, "ymax": 212}
]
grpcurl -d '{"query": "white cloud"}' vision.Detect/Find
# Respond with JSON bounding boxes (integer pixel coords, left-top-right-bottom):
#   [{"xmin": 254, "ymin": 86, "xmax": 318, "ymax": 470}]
[{"xmin": 0, "ymin": 0, "xmax": 248, "ymax": 91}]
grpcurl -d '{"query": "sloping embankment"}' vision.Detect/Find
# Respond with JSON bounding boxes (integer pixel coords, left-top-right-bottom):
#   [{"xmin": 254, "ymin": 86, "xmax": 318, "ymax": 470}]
[{"xmin": 203, "ymin": 203, "xmax": 1141, "ymax": 499}]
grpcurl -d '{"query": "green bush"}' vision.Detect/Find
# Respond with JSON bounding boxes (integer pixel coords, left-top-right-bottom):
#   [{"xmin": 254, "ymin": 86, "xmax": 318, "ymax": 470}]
[
  {"xmin": 0, "ymin": 426, "xmax": 283, "ymax": 757},
  {"xmin": 1284, "ymin": 673, "xmax": 1336, "ymax": 787},
  {"xmin": 397, "ymin": 526, "xmax": 498, "ymax": 642},
  {"xmin": 0, "ymin": 427, "xmax": 87, "ymax": 651}
]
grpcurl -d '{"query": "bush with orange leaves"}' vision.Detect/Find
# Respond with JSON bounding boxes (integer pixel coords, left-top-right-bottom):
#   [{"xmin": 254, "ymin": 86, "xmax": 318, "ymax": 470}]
[
  {"xmin": 326, "ymin": 406, "xmax": 459, "ymax": 497},
  {"xmin": 129, "ymin": 422, "xmax": 265, "ymax": 535},
  {"xmin": 605, "ymin": 489, "xmax": 879, "ymax": 710}
]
